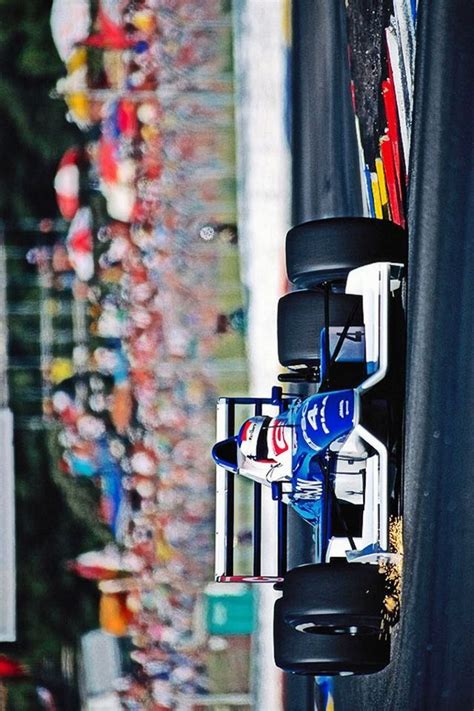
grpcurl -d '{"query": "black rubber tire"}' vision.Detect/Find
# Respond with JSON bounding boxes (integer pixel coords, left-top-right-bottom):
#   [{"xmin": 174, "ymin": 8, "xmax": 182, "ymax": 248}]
[
  {"xmin": 274, "ymin": 598, "xmax": 389, "ymax": 675},
  {"xmin": 286, "ymin": 217, "xmax": 407, "ymax": 288},
  {"xmin": 280, "ymin": 562, "xmax": 386, "ymax": 613},
  {"xmin": 277, "ymin": 290, "xmax": 363, "ymax": 368},
  {"xmin": 273, "ymin": 563, "xmax": 389, "ymax": 675}
]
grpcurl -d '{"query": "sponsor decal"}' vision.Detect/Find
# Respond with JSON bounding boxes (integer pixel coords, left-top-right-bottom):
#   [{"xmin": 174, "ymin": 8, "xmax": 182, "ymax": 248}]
[
  {"xmin": 271, "ymin": 418, "xmax": 289, "ymax": 455},
  {"xmin": 338, "ymin": 398, "xmax": 350, "ymax": 418},
  {"xmin": 294, "ymin": 477, "xmax": 323, "ymax": 500},
  {"xmin": 240, "ymin": 419, "xmax": 256, "ymax": 442},
  {"xmin": 320, "ymin": 396, "xmax": 329, "ymax": 434}
]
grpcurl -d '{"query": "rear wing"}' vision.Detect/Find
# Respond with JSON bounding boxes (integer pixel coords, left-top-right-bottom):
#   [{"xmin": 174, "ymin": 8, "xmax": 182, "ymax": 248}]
[{"xmin": 215, "ymin": 387, "xmax": 292, "ymax": 583}]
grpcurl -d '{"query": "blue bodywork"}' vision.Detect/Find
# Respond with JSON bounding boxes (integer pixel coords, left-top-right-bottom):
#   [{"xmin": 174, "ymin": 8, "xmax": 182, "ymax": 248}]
[
  {"xmin": 213, "ymin": 386, "xmax": 358, "ymax": 565},
  {"xmin": 283, "ymin": 389, "xmax": 355, "ymax": 525}
]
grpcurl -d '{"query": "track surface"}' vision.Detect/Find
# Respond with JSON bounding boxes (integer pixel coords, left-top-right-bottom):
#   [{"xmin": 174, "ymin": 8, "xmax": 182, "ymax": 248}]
[
  {"xmin": 292, "ymin": 2, "xmax": 474, "ymax": 709},
  {"xmin": 335, "ymin": 2, "xmax": 474, "ymax": 709}
]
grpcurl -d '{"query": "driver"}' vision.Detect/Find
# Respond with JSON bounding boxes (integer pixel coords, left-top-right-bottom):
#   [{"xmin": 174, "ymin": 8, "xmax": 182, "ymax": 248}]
[{"xmin": 213, "ymin": 414, "xmax": 292, "ymax": 485}]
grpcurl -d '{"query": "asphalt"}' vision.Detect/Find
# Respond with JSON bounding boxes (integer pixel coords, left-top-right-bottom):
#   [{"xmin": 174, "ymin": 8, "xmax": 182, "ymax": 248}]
[
  {"xmin": 334, "ymin": 1, "xmax": 474, "ymax": 708},
  {"xmin": 291, "ymin": 2, "xmax": 474, "ymax": 709}
]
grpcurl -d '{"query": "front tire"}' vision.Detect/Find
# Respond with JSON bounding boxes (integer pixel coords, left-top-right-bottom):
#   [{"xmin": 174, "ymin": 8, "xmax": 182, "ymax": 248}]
[{"xmin": 273, "ymin": 563, "xmax": 389, "ymax": 675}]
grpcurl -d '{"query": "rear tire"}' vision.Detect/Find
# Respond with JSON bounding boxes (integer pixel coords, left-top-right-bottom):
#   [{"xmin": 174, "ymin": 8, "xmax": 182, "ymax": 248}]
[
  {"xmin": 286, "ymin": 217, "xmax": 407, "ymax": 288},
  {"xmin": 273, "ymin": 563, "xmax": 389, "ymax": 675}
]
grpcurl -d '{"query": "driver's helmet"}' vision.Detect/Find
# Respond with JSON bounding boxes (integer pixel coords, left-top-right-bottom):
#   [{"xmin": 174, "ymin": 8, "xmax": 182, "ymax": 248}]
[
  {"xmin": 212, "ymin": 415, "xmax": 292, "ymax": 482},
  {"xmin": 237, "ymin": 415, "xmax": 292, "ymax": 479},
  {"xmin": 238, "ymin": 416, "xmax": 273, "ymax": 461}
]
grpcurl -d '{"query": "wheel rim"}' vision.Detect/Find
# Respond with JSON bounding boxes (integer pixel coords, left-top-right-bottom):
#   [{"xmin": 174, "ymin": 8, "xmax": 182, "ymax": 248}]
[{"xmin": 294, "ymin": 621, "xmax": 380, "ymax": 636}]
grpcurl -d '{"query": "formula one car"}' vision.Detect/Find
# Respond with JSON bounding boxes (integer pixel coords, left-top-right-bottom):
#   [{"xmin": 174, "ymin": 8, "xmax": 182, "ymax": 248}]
[{"xmin": 212, "ymin": 217, "xmax": 407, "ymax": 675}]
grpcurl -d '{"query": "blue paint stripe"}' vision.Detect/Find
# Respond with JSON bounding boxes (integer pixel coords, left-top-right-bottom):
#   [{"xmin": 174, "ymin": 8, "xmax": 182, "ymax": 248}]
[
  {"xmin": 366, "ymin": 360, "xmax": 377, "ymax": 375},
  {"xmin": 316, "ymin": 677, "xmax": 335, "ymax": 710},
  {"xmin": 365, "ymin": 166, "xmax": 376, "ymax": 217}
]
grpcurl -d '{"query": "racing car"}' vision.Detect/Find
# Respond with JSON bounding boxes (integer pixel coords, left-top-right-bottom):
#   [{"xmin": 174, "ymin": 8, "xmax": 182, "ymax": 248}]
[{"xmin": 212, "ymin": 217, "xmax": 407, "ymax": 675}]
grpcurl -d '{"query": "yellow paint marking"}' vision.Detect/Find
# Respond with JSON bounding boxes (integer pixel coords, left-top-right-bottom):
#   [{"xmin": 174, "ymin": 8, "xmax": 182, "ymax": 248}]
[
  {"xmin": 371, "ymin": 173, "xmax": 383, "ymax": 219},
  {"xmin": 375, "ymin": 157, "xmax": 389, "ymax": 206}
]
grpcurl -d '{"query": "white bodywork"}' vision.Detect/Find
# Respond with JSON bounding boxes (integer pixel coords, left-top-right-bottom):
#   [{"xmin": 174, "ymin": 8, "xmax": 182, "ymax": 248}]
[{"xmin": 328, "ymin": 262, "xmax": 402, "ymax": 563}]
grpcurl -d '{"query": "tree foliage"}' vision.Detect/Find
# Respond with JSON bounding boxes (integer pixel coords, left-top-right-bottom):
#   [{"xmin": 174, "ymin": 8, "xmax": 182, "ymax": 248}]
[
  {"xmin": 0, "ymin": 0, "xmax": 79, "ymax": 220},
  {"xmin": 0, "ymin": 5, "xmax": 109, "ymax": 705},
  {"xmin": 1, "ymin": 228, "xmax": 112, "ymax": 709}
]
